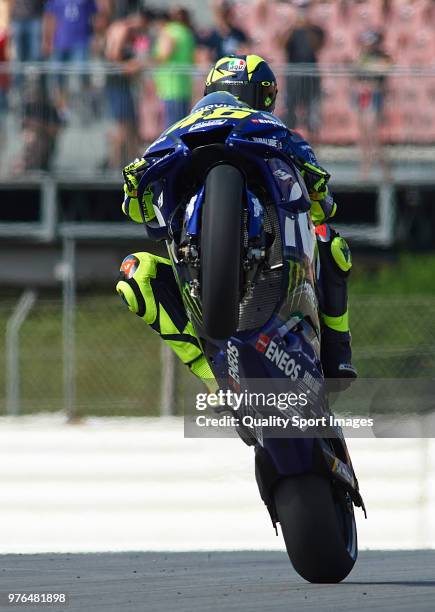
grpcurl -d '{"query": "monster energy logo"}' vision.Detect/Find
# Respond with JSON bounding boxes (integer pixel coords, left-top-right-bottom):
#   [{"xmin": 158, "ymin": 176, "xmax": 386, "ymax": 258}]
[{"xmin": 288, "ymin": 259, "xmax": 304, "ymax": 293}]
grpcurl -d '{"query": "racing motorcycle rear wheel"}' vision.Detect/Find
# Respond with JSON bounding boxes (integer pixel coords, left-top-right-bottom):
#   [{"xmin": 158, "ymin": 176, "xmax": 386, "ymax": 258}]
[
  {"xmin": 274, "ymin": 473, "xmax": 357, "ymax": 583},
  {"xmin": 201, "ymin": 163, "xmax": 244, "ymax": 339}
]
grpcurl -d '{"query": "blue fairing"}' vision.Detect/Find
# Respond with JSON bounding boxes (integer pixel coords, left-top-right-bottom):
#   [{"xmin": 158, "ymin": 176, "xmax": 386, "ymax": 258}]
[
  {"xmin": 137, "ymin": 105, "xmax": 324, "ymax": 477},
  {"xmin": 139, "ymin": 109, "xmax": 311, "ymax": 240}
]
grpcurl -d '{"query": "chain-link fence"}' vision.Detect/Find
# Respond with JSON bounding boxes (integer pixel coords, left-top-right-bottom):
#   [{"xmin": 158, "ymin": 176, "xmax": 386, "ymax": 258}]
[
  {"xmin": 350, "ymin": 296, "xmax": 435, "ymax": 378},
  {"xmin": 1, "ymin": 290, "xmax": 435, "ymax": 417},
  {"xmin": 0, "ymin": 294, "xmax": 162, "ymax": 417}
]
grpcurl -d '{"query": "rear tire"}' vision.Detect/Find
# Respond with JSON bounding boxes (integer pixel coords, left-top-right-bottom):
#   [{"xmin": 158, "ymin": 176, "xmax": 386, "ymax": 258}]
[
  {"xmin": 274, "ymin": 473, "xmax": 357, "ymax": 583},
  {"xmin": 201, "ymin": 164, "xmax": 244, "ymax": 339}
]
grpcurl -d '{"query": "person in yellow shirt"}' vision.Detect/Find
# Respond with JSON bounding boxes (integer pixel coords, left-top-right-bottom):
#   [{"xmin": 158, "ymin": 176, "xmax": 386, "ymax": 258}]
[{"xmin": 153, "ymin": 7, "xmax": 195, "ymax": 128}]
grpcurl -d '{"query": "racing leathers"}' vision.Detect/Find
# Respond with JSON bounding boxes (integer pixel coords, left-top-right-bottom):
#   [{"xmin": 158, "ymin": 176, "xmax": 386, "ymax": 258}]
[{"xmin": 116, "ymin": 116, "xmax": 357, "ymax": 388}]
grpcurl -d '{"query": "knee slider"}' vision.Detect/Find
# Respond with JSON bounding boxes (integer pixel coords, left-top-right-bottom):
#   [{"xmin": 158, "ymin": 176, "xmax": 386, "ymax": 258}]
[
  {"xmin": 116, "ymin": 252, "xmax": 173, "ymax": 324},
  {"xmin": 116, "ymin": 278, "xmax": 145, "ymax": 316},
  {"xmin": 330, "ymin": 236, "xmax": 352, "ymax": 273},
  {"xmin": 116, "ymin": 253, "xmax": 155, "ymax": 319}
]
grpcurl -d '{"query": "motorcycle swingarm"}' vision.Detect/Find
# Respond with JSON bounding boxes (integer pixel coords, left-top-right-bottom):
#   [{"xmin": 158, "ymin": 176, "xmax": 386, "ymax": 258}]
[{"xmin": 314, "ymin": 438, "xmax": 367, "ymax": 517}]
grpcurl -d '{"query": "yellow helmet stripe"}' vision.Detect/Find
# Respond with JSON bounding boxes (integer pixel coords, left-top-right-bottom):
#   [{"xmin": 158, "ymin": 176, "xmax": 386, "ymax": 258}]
[
  {"xmin": 206, "ymin": 56, "xmax": 238, "ymax": 85},
  {"xmin": 205, "ymin": 67, "xmax": 214, "ymax": 85},
  {"xmin": 215, "ymin": 56, "xmax": 234, "ymax": 70},
  {"xmin": 246, "ymin": 54, "xmax": 265, "ymax": 81}
]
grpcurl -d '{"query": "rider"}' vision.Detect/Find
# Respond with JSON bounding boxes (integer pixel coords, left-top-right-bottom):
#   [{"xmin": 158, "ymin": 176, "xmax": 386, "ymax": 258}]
[{"xmin": 116, "ymin": 54, "xmax": 357, "ymax": 386}]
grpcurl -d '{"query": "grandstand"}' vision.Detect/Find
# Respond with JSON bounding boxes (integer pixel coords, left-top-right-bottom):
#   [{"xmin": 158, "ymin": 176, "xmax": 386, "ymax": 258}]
[{"xmin": 0, "ymin": 0, "xmax": 433, "ymax": 263}]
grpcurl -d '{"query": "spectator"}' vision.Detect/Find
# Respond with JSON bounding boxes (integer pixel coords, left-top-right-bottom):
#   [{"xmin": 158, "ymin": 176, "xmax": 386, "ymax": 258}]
[
  {"xmin": 8, "ymin": 0, "xmax": 44, "ymax": 62},
  {"xmin": 153, "ymin": 6, "xmax": 195, "ymax": 129},
  {"xmin": 245, "ymin": 0, "xmax": 295, "ymax": 64},
  {"xmin": 104, "ymin": 8, "xmax": 153, "ymax": 169},
  {"xmin": 241, "ymin": 0, "xmax": 296, "ymax": 118},
  {"xmin": 15, "ymin": 75, "xmax": 62, "ymax": 171},
  {"xmin": 94, "ymin": 0, "xmax": 141, "ymax": 56},
  {"xmin": 100, "ymin": 0, "xmax": 142, "ymax": 22},
  {"xmin": 283, "ymin": 0, "xmax": 325, "ymax": 141},
  {"xmin": 42, "ymin": 0, "xmax": 97, "ymax": 62},
  {"xmin": 90, "ymin": 0, "xmax": 114, "ymax": 57},
  {"xmin": 42, "ymin": 0, "xmax": 99, "ymax": 113},
  {"xmin": 0, "ymin": 24, "xmax": 9, "ymax": 127},
  {"xmin": 354, "ymin": 30, "xmax": 392, "ymax": 179},
  {"xmin": 199, "ymin": 0, "xmax": 249, "ymax": 63}
]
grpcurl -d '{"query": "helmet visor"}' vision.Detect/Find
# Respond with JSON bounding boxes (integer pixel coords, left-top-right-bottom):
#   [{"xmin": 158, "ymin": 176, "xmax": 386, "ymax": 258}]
[{"xmin": 205, "ymin": 80, "xmax": 276, "ymax": 112}]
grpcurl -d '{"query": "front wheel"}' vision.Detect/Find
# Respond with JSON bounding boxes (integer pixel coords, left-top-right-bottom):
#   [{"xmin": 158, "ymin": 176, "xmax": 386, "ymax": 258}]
[
  {"xmin": 200, "ymin": 163, "xmax": 244, "ymax": 339},
  {"xmin": 274, "ymin": 473, "xmax": 357, "ymax": 583}
]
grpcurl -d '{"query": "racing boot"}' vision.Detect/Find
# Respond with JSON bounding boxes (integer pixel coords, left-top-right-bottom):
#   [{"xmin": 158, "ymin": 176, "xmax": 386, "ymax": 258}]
[
  {"xmin": 321, "ymin": 327, "xmax": 357, "ymax": 380},
  {"xmin": 316, "ymin": 225, "xmax": 357, "ymax": 387},
  {"xmin": 116, "ymin": 251, "xmax": 217, "ymax": 392}
]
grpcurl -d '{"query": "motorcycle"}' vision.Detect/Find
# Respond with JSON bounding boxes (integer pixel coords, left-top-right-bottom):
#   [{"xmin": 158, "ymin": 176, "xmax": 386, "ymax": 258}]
[{"xmin": 136, "ymin": 95, "xmax": 365, "ymax": 583}]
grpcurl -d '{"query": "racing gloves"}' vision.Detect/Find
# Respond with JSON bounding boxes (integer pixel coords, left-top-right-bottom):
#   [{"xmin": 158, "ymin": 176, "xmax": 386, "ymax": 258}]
[
  {"xmin": 122, "ymin": 158, "xmax": 156, "ymax": 224},
  {"xmin": 298, "ymin": 161, "xmax": 337, "ymax": 226}
]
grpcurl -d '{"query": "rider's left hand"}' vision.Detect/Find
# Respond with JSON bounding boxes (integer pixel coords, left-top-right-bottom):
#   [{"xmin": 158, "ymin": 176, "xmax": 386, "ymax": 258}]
[{"xmin": 122, "ymin": 158, "xmax": 156, "ymax": 223}]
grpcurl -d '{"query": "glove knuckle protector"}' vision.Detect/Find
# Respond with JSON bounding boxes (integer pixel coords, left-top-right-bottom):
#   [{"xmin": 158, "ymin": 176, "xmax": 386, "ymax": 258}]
[
  {"xmin": 301, "ymin": 161, "xmax": 331, "ymax": 193},
  {"xmin": 123, "ymin": 158, "xmax": 148, "ymax": 196}
]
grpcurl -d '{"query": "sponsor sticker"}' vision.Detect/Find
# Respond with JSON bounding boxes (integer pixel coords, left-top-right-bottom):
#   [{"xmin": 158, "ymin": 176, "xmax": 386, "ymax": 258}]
[
  {"xmin": 188, "ymin": 119, "xmax": 227, "ymax": 131},
  {"xmin": 251, "ymin": 118, "xmax": 279, "ymax": 126},
  {"xmin": 227, "ymin": 341, "xmax": 241, "ymax": 390},
  {"xmin": 264, "ymin": 340, "xmax": 302, "ymax": 380},
  {"xmin": 252, "ymin": 137, "xmax": 282, "ymax": 149},
  {"xmin": 255, "ymin": 333, "xmax": 271, "ymax": 353},
  {"xmin": 302, "ymin": 370, "xmax": 322, "ymax": 395},
  {"xmin": 273, "ymin": 168, "xmax": 292, "ymax": 181},
  {"xmin": 228, "ymin": 58, "xmax": 246, "ymax": 72},
  {"xmin": 314, "ymin": 223, "xmax": 331, "ymax": 242},
  {"xmin": 201, "ymin": 103, "xmax": 228, "ymax": 111},
  {"xmin": 120, "ymin": 255, "xmax": 139, "ymax": 279}
]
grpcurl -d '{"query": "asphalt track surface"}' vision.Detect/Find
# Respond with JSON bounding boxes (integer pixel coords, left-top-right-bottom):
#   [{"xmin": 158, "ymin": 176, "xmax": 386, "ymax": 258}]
[{"xmin": 0, "ymin": 551, "xmax": 434, "ymax": 612}]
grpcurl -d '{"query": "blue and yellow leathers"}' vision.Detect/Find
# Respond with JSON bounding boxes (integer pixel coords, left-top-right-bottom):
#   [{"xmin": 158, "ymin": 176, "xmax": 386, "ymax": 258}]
[{"xmin": 117, "ymin": 113, "xmax": 355, "ymax": 384}]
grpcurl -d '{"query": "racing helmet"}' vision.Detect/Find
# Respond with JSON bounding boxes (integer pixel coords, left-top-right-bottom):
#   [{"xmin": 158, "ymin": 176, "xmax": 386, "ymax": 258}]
[{"xmin": 204, "ymin": 55, "xmax": 278, "ymax": 112}]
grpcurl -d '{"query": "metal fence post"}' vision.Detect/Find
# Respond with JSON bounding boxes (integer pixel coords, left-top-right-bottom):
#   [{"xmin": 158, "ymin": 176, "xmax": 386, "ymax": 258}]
[
  {"xmin": 40, "ymin": 176, "xmax": 57, "ymax": 242},
  {"xmin": 5, "ymin": 290, "xmax": 37, "ymax": 416},
  {"xmin": 62, "ymin": 237, "xmax": 76, "ymax": 421},
  {"xmin": 160, "ymin": 344, "xmax": 176, "ymax": 416},
  {"xmin": 378, "ymin": 183, "xmax": 395, "ymax": 246}
]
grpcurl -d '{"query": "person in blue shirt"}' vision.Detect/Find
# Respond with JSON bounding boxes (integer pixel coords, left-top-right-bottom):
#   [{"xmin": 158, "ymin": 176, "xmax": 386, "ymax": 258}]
[
  {"xmin": 42, "ymin": 0, "xmax": 97, "ymax": 114},
  {"xmin": 117, "ymin": 55, "xmax": 357, "ymax": 387},
  {"xmin": 43, "ymin": 0, "xmax": 97, "ymax": 61},
  {"xmin": 199, "ymin": 0, "xmax": 249, "ymax": 61}
]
